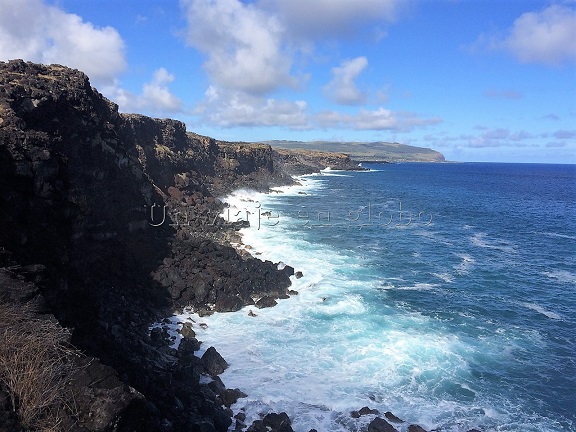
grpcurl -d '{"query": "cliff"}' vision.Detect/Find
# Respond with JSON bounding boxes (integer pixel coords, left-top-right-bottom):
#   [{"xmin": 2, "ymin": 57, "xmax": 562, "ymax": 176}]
[
  {"xmin": 0, "ymin": 60, "xmax": 321, "ymax": 432},
  {"xmin": 264, "ymin": 140, "xmax": 446, "ymax": 163},
  {"xmin": 273, "ymin": 147, "xmax": 364, "ymax": 175}
]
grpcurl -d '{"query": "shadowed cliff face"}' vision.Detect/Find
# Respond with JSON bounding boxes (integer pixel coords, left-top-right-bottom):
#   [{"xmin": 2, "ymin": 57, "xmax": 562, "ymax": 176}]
[{"xmin": 0, "ymin": 60, "xmax": 299, "ymax": 432}]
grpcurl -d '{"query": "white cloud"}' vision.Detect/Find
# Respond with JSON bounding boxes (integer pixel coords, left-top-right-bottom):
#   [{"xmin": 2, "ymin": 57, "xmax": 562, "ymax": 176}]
[
  {"xmin": 110, "ymin": 68, "xmax": 183, "ymax": 115},
  {"xmin": 195, "ymin": 88, "xmax": 438, "ymax": 132},
  {"xmin": 268, "ymin": 0, "xmax": 401, "ymax": 38},
  {"xmin": 316, "ymin": 107, "xmax": 441, "ymax": 131},
  {"xmin": 482, "ymin": 4, "xmax": 576, "ymax": 65},
  {"xmin": 179, "ymin": 0, "xmax": 297, "ymax": 95},
  {"xmin": 0, "ymin": 0, "xmax": 126, "ymax": 85},
  {"xmin": 323, "ymin": 57, "xmax": 368, "ymax": 105},
  {"xmin": 141, "ymin": 69, "xmax": 182, "ymax": 111},
  {"xmin": 197, "ymin": 86, "xmax": 310, "ymax": 128},
  {"xmin": 467, "ymin": 128, "xmax": 535, "ymax": 148},
  {"xmin": 179, "ymin": 0, "xmax": 404, "ymax": 96},
  {"xmin": 554, "ymin": 130, "xmax": 576, "ymax": 139}
]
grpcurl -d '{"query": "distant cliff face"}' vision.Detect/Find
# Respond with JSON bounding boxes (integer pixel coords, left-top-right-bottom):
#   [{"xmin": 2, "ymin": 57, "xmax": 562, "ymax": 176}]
[
  {"xmin": 264, "ymin": 140, "xmax": 446, "ymax": 163},
  {"xmin": 272, "ymin": 148, "xmax": 363, "ymax": 174}
]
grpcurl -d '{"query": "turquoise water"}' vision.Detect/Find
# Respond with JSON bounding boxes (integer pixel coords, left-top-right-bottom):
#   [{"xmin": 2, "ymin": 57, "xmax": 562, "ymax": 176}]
[{"xmin": 183, "ymin": 163, "xmax": 576, "ymax": 432}]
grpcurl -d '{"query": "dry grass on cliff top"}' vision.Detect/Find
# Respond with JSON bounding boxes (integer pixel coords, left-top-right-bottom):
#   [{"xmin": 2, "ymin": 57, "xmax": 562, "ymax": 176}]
[{"xmin": 0, "ymin": 302, "xmax": 83, "ymax": 432}]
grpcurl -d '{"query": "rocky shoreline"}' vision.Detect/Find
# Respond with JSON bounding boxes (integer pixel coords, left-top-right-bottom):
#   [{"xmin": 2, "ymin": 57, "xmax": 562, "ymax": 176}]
[{"xmin": 0, "ymin": 60, "xmax": 467, "ymax": 432}]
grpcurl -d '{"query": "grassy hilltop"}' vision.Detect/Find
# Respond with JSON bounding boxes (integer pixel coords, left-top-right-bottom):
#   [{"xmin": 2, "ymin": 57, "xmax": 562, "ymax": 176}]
[{"xmin": 262, "ymin": 140, "xmax": 445, "ymax": 163}]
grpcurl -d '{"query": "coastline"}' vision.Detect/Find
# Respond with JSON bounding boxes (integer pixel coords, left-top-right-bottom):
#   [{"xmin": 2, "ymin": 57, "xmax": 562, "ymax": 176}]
[
  {"xmin": 171, "ymin": 171, "xmax": 436, "ymax": 432},
  {"xmin": 0, "ymin": 60, "xmax": 376, "ymax": 432},
  {"xmin": 6, "ymin": 61, "xmax": 572, "ymax": 432}
]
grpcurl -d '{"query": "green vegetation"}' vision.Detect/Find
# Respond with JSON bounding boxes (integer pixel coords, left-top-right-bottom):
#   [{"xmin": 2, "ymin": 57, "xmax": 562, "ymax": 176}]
[{"xmin": 262, "ymin": 140, "xmax": 445, "ymax": 162}]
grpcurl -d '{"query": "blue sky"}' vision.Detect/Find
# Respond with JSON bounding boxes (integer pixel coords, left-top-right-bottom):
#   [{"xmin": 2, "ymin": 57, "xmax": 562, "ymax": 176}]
[{"xmin": 1, "ymin": 0, "xmax": 575, "ymax": 163}]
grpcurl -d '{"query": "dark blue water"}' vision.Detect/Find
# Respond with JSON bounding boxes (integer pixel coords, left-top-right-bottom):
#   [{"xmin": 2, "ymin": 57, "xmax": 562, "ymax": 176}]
[{"xmin": 187, "ymin": 163, "xmax": 576, "ymax": 431}]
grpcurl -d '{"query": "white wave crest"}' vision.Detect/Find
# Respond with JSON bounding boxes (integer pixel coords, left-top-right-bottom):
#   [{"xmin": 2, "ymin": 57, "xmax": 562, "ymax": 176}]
[{"xmin": 521, "ymin": 302, "xmax": 562, "ymax": 320}]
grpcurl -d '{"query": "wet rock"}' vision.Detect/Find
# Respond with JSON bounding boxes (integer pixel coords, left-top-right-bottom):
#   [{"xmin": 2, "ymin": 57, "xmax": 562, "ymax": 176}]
[
  {"xmin": 295, "ymin": 271, "xmax": 303, "ymax": 279},
  {"xmin": 178, "ymin": 335, "xmax": 201, "ymax": 354},
  {"xmin": 384, "ymin": 411, "xmax": 404, "ymax": 423},
  {"xmin": 201, "ymin": 346, "xmax": 229, "ymax": 376},
  {"xmin": 368, "ymin": 416, "xmax": 398, "ymax": 432},
  {"xmin": 220, "ymin": 388, "xmax": 248, "ymax": 407},
  {"xmin": 215, "ymin": 293, "xmax": 244, "ymax": 312},
  {"xmin": 263, "ymin": 412, "xmax": 293, "ymax": 432},
  {"xmin": 234, "ymin": 411, "xmax": 247, "ymax": 430},
  {"xmin": 255, "ymin": 296, "xmax": 278, "ymax": 308},
  {"xmin": 235, "ymin": 419, "xmax": 247, "ymax": 430},
  {"xmin": 207, "ymin": 377, "xmax": 226, "ymax": 397},
  {"xmin": 351, "ymin": 406, "xmax": 380, "ymax": 417},
  {"xmin": 180, "ymin": 321, "xmax": 196, "ymax": 339},
  {"xmin": 282, "ymin": 264, "xmax": 295, "ymax": 277},
  {"xmin": 247, "ymin": 412, "xmax": 293, "ymax": 432},
  {"xmin": 408, "ymin": 425, "xmax": 428, "ymax": 432}
]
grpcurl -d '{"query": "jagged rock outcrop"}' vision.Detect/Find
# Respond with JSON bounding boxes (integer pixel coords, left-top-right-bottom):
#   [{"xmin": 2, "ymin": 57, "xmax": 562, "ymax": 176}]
[
  {"xmin": 273, "ymin": 147, "xmax": 364, "ymax": 175},
  {"xmin": 0, "ymin": 59, "xmax": 301, "ymax": 432}
]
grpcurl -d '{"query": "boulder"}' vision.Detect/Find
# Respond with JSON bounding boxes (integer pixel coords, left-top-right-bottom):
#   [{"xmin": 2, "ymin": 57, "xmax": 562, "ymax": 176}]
[
  {"xmin": 180, "ymin": 321, "xmax": 196, "ymax": 339},
  {"xmin": 215, "ymin": 293, "xmax": 244, "ymax": 312},
  {"xmin": 282, "ymin": 265, "xmax": 295, "ymax": 277},
  {"xmin": 69, "ymin": 358, "xmax": 147, "ymax": 432},
  {"xmin": 368, "ymin": 417, "xmax": 398, "ymax": 432},
  {"xmin": 201, "ymin": 346, "xmax": 229, "ymax": 376},
  {"xmin": 178, "ymin": 336, "xmax": 201, "ymax": 355},
  {"xmin": 220, "ymin": 388, "xmax": 248, "ymax": 407},
  {"xmin": 263, "ymin": 412, "xmax": 293, "ymax": 432},
  {"xmin": 384, "ymin": 411, "xmax": 404, "ymax": 423},
  {"xmin": 351, "ymin": 406, "xmax": 380, "ymax": 417},
  {"xmin": 247, "ymin": 412, "xmax": 293, "ymax": 432},
  {"xmin": 207, "ymin": 376, "xmax": 226, "ymax": 395},
  {"xmin": 408, "ymin": 425, "xmax": 428, "ymax": 432},
  {"xmin": 255, "ymin": 296, "xmax": 278, "ymax": 309}
]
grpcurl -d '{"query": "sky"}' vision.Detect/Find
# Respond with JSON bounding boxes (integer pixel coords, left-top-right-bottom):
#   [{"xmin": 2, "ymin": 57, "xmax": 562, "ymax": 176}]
[{"xmin": 1, "ymin": 0, "xmax": 575, "ymax": 163}]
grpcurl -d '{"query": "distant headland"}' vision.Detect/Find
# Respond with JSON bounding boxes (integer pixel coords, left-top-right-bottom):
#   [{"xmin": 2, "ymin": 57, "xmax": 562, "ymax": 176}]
[{"xmin": 261, "ymin": 140, "xmax": 446, "ymax": 163}]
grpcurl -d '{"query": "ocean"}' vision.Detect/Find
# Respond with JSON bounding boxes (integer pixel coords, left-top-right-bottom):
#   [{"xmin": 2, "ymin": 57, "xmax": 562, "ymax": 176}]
[{"xmin": 177, "ymin": 162, "xmax": 576, "ymax": 432}]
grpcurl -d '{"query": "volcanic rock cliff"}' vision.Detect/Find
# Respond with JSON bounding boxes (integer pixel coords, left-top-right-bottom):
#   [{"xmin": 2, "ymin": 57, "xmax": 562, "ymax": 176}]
[{"xmin": 0, "ymin": 60, "xmax": 362, "ymax": 432}]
